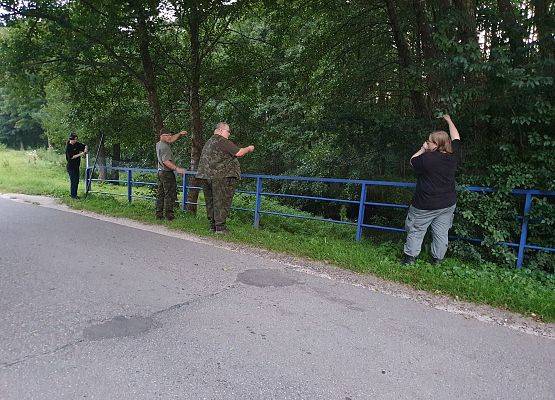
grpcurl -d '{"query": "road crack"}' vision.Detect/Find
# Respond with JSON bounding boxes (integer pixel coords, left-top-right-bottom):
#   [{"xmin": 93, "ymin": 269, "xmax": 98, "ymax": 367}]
[
  {"xmin": 151, "ymin": 284, "xmax": 238, "ymax": 317},
  {"xmin": 2, "ymin": 285, "xmax": 238, "ymax": 369},
  {"xmin": 1, "ymin": 339, "xmax": 84, "ymax": 369}
]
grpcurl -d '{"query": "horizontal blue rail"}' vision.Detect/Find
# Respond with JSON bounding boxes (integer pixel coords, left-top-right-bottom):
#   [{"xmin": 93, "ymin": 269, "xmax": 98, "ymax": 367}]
[
  {"xmin": 365, "ymin": 201, "xmax": 409, "ymax": 209},
  {"xmin": 262, "ymin": 191, "xmax": 359, "ymax": 205},
  {"xmin": 85, "ymin": 166, "xmax": 555, "ymax": 269},
  {"xmin": 260, "ymin": 210, "xmax": 357, "ymax": 226}
]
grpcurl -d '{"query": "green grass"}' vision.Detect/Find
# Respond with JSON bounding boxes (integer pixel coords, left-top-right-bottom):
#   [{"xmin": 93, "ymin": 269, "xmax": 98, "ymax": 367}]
[{"xmin": 1, "ymin": 148, "xmax": 554, "ymax": 322}]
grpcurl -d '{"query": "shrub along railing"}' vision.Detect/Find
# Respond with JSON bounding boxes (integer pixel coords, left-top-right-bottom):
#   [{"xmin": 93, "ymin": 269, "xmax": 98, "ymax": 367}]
[{"xmin": 85, "ymin": 166, "xmax": 555, "ymax": 270}]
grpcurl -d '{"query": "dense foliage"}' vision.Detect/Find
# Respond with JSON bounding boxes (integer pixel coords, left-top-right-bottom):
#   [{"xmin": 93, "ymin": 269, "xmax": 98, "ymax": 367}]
[{"xmin": 0, "ymin": 0, "xmax": 553, "ymax": 270}]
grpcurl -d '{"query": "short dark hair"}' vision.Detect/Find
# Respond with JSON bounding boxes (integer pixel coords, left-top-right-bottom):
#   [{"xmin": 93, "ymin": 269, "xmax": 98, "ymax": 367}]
[
  {"xmin": 215, "ymin": 122, "xmax": 229, "ymax": 132},
  {"xmin": 68, "ymin": 133, "xmax": 78, "ymax": 140},
  {"xmin": 159, "ymin": 127, "xmax": 170, "ymax": 136}
]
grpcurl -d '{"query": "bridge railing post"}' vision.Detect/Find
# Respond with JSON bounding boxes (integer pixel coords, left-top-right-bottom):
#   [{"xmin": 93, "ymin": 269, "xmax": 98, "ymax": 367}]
[
  {"xmin": 356, "ymin": 183, "xmax": 367, "ymax": 241},
  {"xmin": 516, "ymin": 193, "xmax": 533, "ymax": 269},
  {"xmin": 85, "ymin": 167, "xmax": 91, "ymax": 192},
  {"xmin": 127, "ymin": 169, "xmax": 132, "ymax": 203},
  {"xmin": 181, "ymin": 172, "xmax": 188, "ymax": 211},
  {"xmin": 254, "ymin": 177, "xmax": 263, "ymax": 228}
]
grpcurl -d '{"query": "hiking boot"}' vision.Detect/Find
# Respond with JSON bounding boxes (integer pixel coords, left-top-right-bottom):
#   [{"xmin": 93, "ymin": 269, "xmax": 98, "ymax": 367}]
[
  {"xmin": 214, "ymin": 226, "xmax": 229, "ymax": 234},
  {"xmin": 401, "ymin": 254, "xmax": 416, "ymax": 265},
  {"xmin": 431, "ymin": 257, "xmax": 443, "ymax": 265},
  {"xmin": 166, "ymin": 214, "xmax": 175, "ymax": 221}
]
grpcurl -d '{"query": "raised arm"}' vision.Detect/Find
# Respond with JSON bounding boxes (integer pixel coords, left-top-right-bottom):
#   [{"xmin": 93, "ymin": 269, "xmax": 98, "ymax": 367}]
[
  {"xmin": 167, "ymin": 130, "xmax": 187, "ymax": 143},
  {"xmin": 235, "ymin": 145, "xmax": 255, "ymax": 158},
  {"xmin": 443, "ymin": 115, "xmax": 460, "ymax": 140}
]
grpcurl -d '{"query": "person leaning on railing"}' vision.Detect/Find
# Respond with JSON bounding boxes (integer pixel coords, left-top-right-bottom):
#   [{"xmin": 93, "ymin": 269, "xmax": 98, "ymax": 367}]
[
  {"xmin": 196, "ymin": 122, "xmax": 255, "ymax": 234},
  {"xmin": 402, "ymin": 114, "xmax": 462, "ymax": 265},
  {"xmin": 156, "ymin": 127, "xmax": 187, "ymax": 221}
]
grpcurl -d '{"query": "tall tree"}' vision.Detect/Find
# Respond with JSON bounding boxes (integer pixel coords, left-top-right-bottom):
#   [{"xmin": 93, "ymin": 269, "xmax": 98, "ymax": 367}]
[
  {"xmin": 497, "ymin": 0, "xmax": 527, "ymax": 62},
  {"xmin": 453, "ymin": 0, "xmax": 478, "ymax": 46},
  {"xmin": 384, "ymin": 0, "xmax": 429, "ymax": 116}
]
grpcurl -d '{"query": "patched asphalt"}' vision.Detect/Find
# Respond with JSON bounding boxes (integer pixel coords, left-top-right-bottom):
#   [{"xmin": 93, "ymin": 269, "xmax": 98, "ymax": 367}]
[{"xmin": 0, "ymin": 197, "xmax": 553, "ymax": 400}]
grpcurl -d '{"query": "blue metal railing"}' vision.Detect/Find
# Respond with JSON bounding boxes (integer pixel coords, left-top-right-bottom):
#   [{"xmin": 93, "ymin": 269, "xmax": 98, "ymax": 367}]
[{"xmin": 85, "ymin": 166, "xmax": 555, "ymax": 269}]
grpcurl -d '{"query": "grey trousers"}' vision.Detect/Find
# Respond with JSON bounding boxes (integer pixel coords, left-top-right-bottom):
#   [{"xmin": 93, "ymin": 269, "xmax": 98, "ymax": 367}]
[{"xmin": 403, "ymin": 204, "xmax": 456, "ymax": 260}]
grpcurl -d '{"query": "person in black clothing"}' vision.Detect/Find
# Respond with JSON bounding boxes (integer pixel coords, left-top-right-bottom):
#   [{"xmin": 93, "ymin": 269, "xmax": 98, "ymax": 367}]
[
  {"xmin": 65, "ymin": 133, "xmax": 88, "ymax": 199},
  {"xmin": 402, "ymin": 114, "xmax": 461, "ymax": 265}
]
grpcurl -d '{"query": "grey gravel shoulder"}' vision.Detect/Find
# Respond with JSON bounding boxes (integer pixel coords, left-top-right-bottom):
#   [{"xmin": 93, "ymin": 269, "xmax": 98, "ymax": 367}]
[{"xmin": 2, "ymin": 192, "xmax": 553, "ymax": 339}]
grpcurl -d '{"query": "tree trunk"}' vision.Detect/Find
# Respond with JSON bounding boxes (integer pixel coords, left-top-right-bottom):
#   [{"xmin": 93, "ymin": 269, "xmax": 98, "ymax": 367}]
[
  {"xmin": 97, "ymin": 139, "xmax": 107, "ymax": 181},
  {"xmin": 497, "ymin": 0, "xmax": 527, "ymax": 63},
  {"xmin": 533, "ymin": 0, "xmax": 554, "ymax": 71},
  {"xmin": 111, "ymin": 143, "xmax": 121, "ymax": 184},
  {"xmin": 453, "ymin": 0, "xmax": 478, "ymax": 46},
  {"xmin": 413, "ymin": 0, "xmax": 437, "ymax": 60},
  {"xmin": 412, "ymin": 0, "xmax": 439, "ymax": 106},
  {"xmin": 136, "ymin": 8, "xmax": 164, "ymax": 139},
  {"xmin": 429, "ymin": 0, "xmax": 454, "ymax": 39},
  {"xmin": 186, "ymin": 3, "xmax": 204, "ymax": 213},
  {"xmin": 384, "ymin": 0, "xmax": 428, "ymax": 117}
]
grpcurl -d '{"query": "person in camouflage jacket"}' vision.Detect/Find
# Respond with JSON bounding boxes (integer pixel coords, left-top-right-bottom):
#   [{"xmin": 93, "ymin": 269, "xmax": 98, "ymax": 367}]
[{"xmin": 196, "ymin": 122, "xmax": 254, "ymax": 233}]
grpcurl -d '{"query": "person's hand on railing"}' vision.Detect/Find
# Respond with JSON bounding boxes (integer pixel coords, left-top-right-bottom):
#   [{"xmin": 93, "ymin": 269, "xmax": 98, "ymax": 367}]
[{"xmin": 179, "ymin": 130, "xmax": 187, "ymax": 137}]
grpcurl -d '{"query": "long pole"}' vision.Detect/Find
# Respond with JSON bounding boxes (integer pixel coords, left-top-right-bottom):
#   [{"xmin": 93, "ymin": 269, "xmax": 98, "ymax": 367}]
[{"xmin": 84, "ymin": 131, "xmax": 105, "ymax": 198}]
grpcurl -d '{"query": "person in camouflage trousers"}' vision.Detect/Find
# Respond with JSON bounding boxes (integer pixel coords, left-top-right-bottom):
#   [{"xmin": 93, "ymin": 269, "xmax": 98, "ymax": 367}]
[
  {"xmin": 196, "ymin": 122, "xmax": 255, "ymax": 233},
  {"xmin": 156, "ymin": 127, "xmax": 187, "ymax": 221}
]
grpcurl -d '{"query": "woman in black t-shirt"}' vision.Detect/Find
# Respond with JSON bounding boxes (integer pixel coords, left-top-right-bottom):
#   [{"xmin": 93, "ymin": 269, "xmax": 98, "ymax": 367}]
[{"xmin": 402, "ymin": 115, "xmax": 461, "ymax": 265}]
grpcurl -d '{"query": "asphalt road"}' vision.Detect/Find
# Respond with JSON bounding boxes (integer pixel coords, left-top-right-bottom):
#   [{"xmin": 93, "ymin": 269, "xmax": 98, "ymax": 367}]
[{"xmin": 0, "ymin": 197, "xmax": 553, "ymax": 400}]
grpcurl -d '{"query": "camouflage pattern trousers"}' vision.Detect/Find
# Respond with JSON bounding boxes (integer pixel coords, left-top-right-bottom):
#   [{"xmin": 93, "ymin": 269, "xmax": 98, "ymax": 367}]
[
  {"xmin": 200, "ymin": 177, "xmax": 238, "ymax": 228},
  {"xmin": 156, "ymin": 171, "xmax": 177, "ymax": 218}
]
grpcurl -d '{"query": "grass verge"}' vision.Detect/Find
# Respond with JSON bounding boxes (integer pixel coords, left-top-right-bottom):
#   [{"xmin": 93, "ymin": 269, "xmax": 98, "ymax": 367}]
[{"xmin": 1, "ymin": 147, "xmax": 554, "ymax": 322}]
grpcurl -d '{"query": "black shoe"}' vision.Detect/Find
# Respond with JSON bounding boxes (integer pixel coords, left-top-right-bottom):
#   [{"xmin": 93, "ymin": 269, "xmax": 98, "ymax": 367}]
[
  {"xmin": 166, "ymin": 214, "xmax": 175, "ymax": 221},
  {"xmin": 156, "ymin": 215, "xmax": 164, "ymax": 220},
  {"xmin": 401, "ymin": 254, "xmax": 416, "ymax": 265},
  {"xmin": 431, "ymin": 257, "xmax": 443, "ymax": 265},
  {"xmin": 71, "ymin": 196, "xmax": 80, "ymax": 200},
  {"xmin": 214, "ymin": 226, "xmax": 229, "ymax": 234}
]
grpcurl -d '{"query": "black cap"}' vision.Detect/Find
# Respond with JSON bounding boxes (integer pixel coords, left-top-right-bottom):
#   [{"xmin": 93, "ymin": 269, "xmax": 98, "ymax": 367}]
[{"xmin": 69, "ymin": 133, "xmax": 78, "ymax": 140}]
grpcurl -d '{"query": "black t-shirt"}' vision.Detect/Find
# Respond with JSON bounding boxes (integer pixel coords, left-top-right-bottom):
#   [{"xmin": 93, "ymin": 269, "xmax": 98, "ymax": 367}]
[
  {"xmin": 66, "ymin": 142, "xmax": 86, "ymax": 170},
  {"xmin": 410, "ymin": 139, "xmax": 461, "ymax": 210}
]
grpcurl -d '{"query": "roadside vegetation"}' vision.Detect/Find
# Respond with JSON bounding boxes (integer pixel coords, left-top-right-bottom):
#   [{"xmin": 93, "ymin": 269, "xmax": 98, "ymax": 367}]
[{"xmin": 1, "ymin": 147, "xmax": 553, "ymax": 322}]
